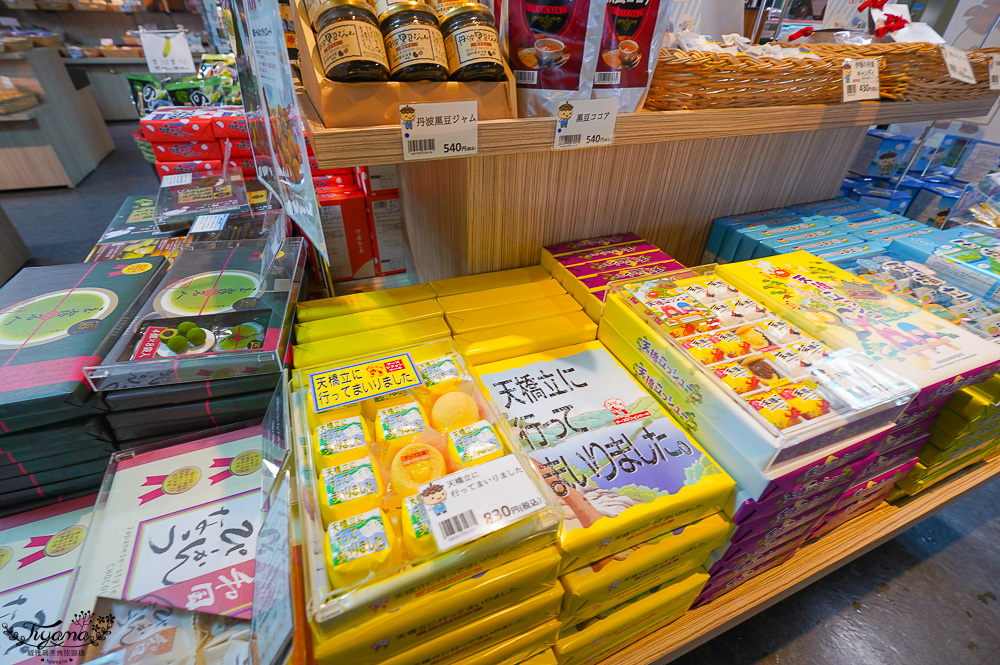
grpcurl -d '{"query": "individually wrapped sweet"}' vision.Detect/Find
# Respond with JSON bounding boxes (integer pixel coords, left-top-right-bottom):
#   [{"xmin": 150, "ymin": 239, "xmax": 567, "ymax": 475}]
[
  {"xmin": 704, "ymin": 279, "xmax": 741, "ymax": 302},
  {"xmin": 756, "ymin": 319, "xmax": 805, "ymax": 344},
  {"xmin": 735, "ymin": 324, "xmax": 774, "ymax": 352},
  {"xmin": 740, "ymin": 355, "xmax": 784, "ymax": 385},
  {"xmin": 786, "ymin": 339, "xmax": 831, "ymax": 363},
  {"xmin": 778, "ymin": 381, "xmax": 831, "ymax": 421},
  {"xmin": 682, "ymin": 334, "xmax": 725, "ymax": 365},
  {"xmin": 708, "ymin": 302, "xmax": 742, "ymax": 327},
  {"xmin": 744, "ymin": 391, "xmax": 798, "ymax": 430},
  {"xmin": 711, "ymin": 330, "xmax": 751, "ymax": 358},
  {"xmin": 712, "ymin": 361, "xmax": 761, "ymax": 394},
  {"xmin": 727, "ymin": 298, "xmax": 769, "ymax": 321}
]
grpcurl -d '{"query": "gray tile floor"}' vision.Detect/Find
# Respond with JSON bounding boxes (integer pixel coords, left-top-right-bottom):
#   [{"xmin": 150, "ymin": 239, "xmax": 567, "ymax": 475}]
[{"xmin": 1, "ymin": 121, "xmax": 998, "ymax": 665}]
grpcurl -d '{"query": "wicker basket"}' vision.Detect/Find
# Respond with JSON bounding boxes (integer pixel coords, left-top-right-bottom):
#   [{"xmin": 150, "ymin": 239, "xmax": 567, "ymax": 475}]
[
  {"xmin": 0, "ymin": 90, "xmax": 40, "ymax": 115},
  {"xmin": 0, "ymin": 38, "xmax": 33, "ymax": 52},
  {"xmin": 31, "ymin": 35, "xmax": 61, "ymax": 48},
  {"xmin": 806, "ymin": 43, "xmax": 1000, "ymax": 102},
  {"xmin": 644, "ymin": 49, "xmax": 886, "ymax": 111}
]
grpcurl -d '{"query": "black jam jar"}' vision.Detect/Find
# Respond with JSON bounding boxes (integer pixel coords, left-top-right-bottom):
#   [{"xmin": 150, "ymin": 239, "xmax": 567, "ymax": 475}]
[
  {"xmin": 311, "ymin": 0, "xmax": 389, "ymax": 82},
  {"xmin": 380, "ymin": 2, "xmax": 449, "ymax": 82},
  {"xmin": 440, "ymin": 3, "xmax": 505, "ymax": 82}
]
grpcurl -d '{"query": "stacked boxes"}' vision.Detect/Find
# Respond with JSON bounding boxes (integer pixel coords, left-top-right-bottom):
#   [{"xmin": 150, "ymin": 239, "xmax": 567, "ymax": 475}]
[
  {"xmin": 293, "ymin": 266, "xmax": 598, "ymax": 369},
  {"xmin": 140, "ymin": 106, "xmax": 254, "ymax": 179},
  {"xmin": 472, "ymin": 340, "xmax": 735, "ymax": 663},
  {"xmin": 888, "ymin": 225, "xmax": 1000, "ymax": 302},
  {"xmin": 704, "ymin": 198, "xmax": 935, "ymax": 265},
  {"xmin": 541, "ymin": 234, "xmax": 689, "ymax": 321}
]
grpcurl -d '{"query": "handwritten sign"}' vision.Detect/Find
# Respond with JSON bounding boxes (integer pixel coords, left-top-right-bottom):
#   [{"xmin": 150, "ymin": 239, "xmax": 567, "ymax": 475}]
[{"xmin": 310, "ymin": 352, "xmax": 423, "ymax": 412}]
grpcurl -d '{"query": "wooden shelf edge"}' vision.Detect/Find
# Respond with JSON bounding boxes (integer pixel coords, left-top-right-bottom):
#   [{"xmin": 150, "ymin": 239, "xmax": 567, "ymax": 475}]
[
  {"xmin": 601, "ymin": 454, "xmax": 1000, "ymax": 665},
  {"xmin": 302, "ymin": 93, "xmax": 998, "ymax": 169}
]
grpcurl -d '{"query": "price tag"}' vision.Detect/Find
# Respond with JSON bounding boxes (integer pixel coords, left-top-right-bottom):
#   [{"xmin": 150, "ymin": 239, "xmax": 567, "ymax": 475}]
[
  {"xmin": 553, "ymin": 98, "xmax": 619, "ymax": 150},
  {"xmin": 100, "ymin": 38, "xmax": 114, "ymax": 47},
  {"xmin": 399, "ymin": 101, "xmax": 478, "ymax": 161},
  {"xmin": 160, "ymin": 173, "xmax": 192, "ymax": 187},
  {"xmin": 420, "ymin": 455, "xmax": 547, "ymax": 551},
  {"xmin": 0, "ymin": 77, "xmax": 13, "ymax": 90},
  {"xmin": 991, "ymin": 54, "xmax": 1000, "ymax": 90},
  {"xmin": 189, "ymin": 213, "xmax": 230, "ymax": 234},
  {"xmin": 941, "ymin": 45, "xmax": 976, "ymax": 84},
  {"xmin": 842, "ymin": 58, "xmax": 880, "ymax": 102}
]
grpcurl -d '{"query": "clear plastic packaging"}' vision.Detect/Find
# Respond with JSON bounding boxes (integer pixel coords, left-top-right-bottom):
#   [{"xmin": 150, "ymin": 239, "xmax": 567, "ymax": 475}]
[
  {"xmin": 290, "ymin": 339, "xmax": 560, "ymax": 634},
  {"xmin": 601, "ymin": 265, "xmax": 917, "ymax": 473},
  {"xmin": 83, "ymin": 238, "xmax": 304, "ymax": 391},
  {"xmin": 590, "ymin": 0, "xmax": 672, "ymax": 112},
  {"xmin": 154, "ymin": 170, "xmax": 252, "ymax": 232}
]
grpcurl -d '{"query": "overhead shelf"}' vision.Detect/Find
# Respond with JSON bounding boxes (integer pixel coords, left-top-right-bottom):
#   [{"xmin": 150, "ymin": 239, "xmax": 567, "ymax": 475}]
[
  {"xmin": 598, "ymin": 454, "xmax": 1000, "ymax": 665},
  {"xmin": 302, "ymin": 93, "xmax": 998, "ymax": 169}
]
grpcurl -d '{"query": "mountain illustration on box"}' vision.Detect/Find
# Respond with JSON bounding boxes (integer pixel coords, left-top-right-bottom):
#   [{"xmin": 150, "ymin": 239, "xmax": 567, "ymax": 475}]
[{"xmin": 511, "ymin": 394, "xmax": 660, "ymax": 449}]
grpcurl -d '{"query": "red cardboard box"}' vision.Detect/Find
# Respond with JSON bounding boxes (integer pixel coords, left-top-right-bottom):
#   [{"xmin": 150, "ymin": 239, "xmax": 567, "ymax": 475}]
[
  {"xmin": 141, "ymin": 108, "xmax": 216, "ymax": 142},
  {"xmin": 226, "ymin": 158, "xmax": 257, "ymax": 178},
  {"xmin": 354, "ymin": 165, "xmax": 399, "ymax": 196},
  {"xmin": 309, "ymin": 154, "xmax": 353, "ymax": 177},
  {"xmin": 210, "ymin": 108, "xmax": 250, "ymax": 138},
  {"xmin": 155, "ymin": 160, "xmax": 223, "ymax": 177},
  {"xmin": 152, "ymin": 140, "xmax": 224, "ymax": 162},
  {"xmin": 313, "ymin": 172, "xmax": 356, "ymax": 188},
  {"xmin": 367, "ymin": 191, "xmax": 407, "ymax": 276},
  {"xmin": 226, "ymin": 137, "xmax": 255, "ymax": 157},
  {"xmin": 317, "ymin": 189, "xmax": 376, "ymax": 281}
]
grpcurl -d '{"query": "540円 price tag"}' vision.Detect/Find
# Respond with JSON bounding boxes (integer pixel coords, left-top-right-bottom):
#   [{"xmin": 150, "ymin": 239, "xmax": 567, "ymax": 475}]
[
  {"xmin": 399, "ymin": 101, "xmax": 478, "ymax": 160},
  {"xmin": 553, "ymin": 98, "xmax": 618, "ymax": 150}
]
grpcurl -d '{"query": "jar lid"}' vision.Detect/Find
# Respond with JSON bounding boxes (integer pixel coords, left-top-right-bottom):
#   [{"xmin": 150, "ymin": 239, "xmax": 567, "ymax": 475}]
[
  {"xmin": 380, "ymin": 0, "xmax": 437, "ymax": 22},
  {"xmin": 441, "ymin": 2, "xmax": 492, "ymax": 23},
  {"xmin": 309, "ymin": 0, "xmax": 375, "ymax": 26}
]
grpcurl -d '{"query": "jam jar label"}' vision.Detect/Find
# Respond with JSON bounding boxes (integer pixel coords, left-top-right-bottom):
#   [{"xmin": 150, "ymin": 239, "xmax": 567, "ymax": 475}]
[
  {"xmin": 384, "ymin": 25, "xmax": 448, "ymax": 74},
  {"xmin": 444, "ymin": 24, "xmax": 503, "ymax": 73},
  {"xmin": 430, "ymin": 0, "xmax": 464, "ymax": 17},
  {"xmin": 316, "ymin": 20, "xmax": 388, "ymax": 72}
]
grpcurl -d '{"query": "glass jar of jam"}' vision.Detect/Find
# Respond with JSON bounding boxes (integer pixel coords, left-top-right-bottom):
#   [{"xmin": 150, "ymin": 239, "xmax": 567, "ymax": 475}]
[
  {"xmin": 440, "ymin": 3, "xmax": 505, "ymax": 82},
  {"xmin": 379, "ymin": 2, "xmax": 449, "ymax": 82},
  {"xmin": 311, "ymin": 0, "xmax": 389, "ymax": 82}
]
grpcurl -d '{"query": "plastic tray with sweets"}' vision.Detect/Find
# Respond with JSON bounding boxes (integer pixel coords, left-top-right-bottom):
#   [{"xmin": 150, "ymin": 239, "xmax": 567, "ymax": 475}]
[
  {"xmin": 716, "ymin": 251, "xmax": 1000, "ymax": 406},
  {"xmin": 0, "ymin": 257, "xmax": 168, "ymax": 421},
  {"xmin": 289, "ymin": 339, "xmax": 561, "ymax": 638},
  {"xmin": 83, "ymin": 239, "xmax": 304, "ymax": 391},
  {"xmin": 601, "ymin": 266, "xmax": 916, "ymax": 473}
]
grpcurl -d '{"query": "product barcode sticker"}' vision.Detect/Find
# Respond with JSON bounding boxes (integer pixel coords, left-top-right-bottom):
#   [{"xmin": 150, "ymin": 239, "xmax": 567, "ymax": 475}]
[
  {"xmin": 399, "ymin": 101, "xmax": 478, "ymax": 161},
  {"xmin": 991, "ymin": 54, "xmax": 1000, "ymax": 90},
  {"xmin": 514, "ymin": 70, "xmax": 538, "ymax": 85},
  {"xmin": 160, "ymin": 173, "xmax": 193, "ymax": 187},
  {"xmin": 941, "ymin": 44, "xmax": 976, "ymax": 84},
  {"xmin": 842, "ymin": 58, "xmax": 880, "ymax": 102},
  {"xmin": 189, "ymin": 213, "xmax": 230, "ymax": 233},
  {"xmin": 553, "ymin": 97, "xmax": 618, "ymax": 151},
  {"xmin": 419, "ymin": 455, "xmax": 547, "ymax": 551}
]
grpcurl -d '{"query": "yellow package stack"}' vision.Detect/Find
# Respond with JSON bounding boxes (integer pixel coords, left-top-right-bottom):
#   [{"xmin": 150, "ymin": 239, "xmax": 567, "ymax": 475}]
[
  {"xmin": 473, "ymin": 339, "xmax": 734, "ymax": 647},
  {"xmin": 292, "ymin": 338, "xmax": 575, "ymax": 665}
]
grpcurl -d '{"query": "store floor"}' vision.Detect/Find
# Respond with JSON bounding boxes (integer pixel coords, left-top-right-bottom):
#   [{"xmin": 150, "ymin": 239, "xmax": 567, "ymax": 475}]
[
  {"xmin": 0, "ymin": 121, "xmax": 160, "ymax": 266},
  {"xmin": 2, "ymin": 121, "xmax": 999, "ymax": 665}
]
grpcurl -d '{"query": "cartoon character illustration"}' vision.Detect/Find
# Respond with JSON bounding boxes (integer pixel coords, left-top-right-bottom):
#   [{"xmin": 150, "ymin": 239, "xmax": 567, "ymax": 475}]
[
  {"xmin": 603, "ymin": 398, "xmax": 629, "ymax": 418},
  {"xmin": 557, "ymin": 102, "xmax": 573, "ymax": 129},
  {"xmin": 400, "ymin": 105, "xmax": 416, "ymax": 130},
  {"xmin": 876, "ymin": 150, "xmax": 898, "ymax": 175},
  {"xmin": 421, "ymin": 483, "xmax": 448, "ymax": 515}
]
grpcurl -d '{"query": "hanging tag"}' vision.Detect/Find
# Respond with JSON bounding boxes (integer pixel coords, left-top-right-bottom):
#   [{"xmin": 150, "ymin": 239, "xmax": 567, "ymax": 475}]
[
  {"xmin": 941, "ymin": 45, "xmax": 976, "ymax": 84},
  {"xmin": 399, "ymin": 101, "xmax": 478, "ymax": 160},
  {"xmin": 842, "ymin": 58, "xmax": 880, "ymax": 102},
  {"xmin": 553, "ymin": 98, "xmax": 618, "ymax": 150},
  {"xmin": 990, "ymin": 54, "xmax": 1000, "ymax": 91},
  {"xmin": 160, "ymin": 173, "xmax": 192, "ymax": 187}
]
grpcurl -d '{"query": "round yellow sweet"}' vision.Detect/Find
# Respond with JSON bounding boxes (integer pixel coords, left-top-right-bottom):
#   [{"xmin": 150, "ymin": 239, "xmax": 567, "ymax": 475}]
[
  {"xmin": 390, "ymin": 443, "xmax": 446, "ymax": 491},
  {"xmin": 429, "ymin": 391, "xmax": 479, "ymax": 432}
]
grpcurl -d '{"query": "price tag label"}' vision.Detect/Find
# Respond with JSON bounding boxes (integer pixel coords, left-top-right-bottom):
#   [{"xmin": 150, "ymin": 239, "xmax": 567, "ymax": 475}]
[
  {"xmin": 0, "ymin": 76, "xmax": 13, "ymax": 90},
  {"xmin": 991, "ymin": 54, "xmax": 1000, "ymax": 90},
  {"xmin": 842, "ymin": 58, "xmax": 880, "ymax": 102},
  {"xmin": 399, "ymin": 101, "xmax": 478, "ymax": 161},
  {"xmin": 941, "ymin": 45, "xmax": 976, "ymax": 84},
  {"xmin": 553, "ymin": 98, "xmax": 619, "ymax": 150},
  {"xmin": 189, "ymin": 213, "xmax": 230, "ymax": 234},
  {"xmin": 420, "ymin": 455, "xmax": 547, "ymax": 551},
  {"xmin": 160, "ymin": 173, "xmax": 192, "ymax": 187}
]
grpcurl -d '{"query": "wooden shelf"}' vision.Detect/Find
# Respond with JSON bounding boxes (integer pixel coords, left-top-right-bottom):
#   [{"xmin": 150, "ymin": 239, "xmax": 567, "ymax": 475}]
[
  {"xmin": 599, "ymin": 454, "xmax": 1000, "ymax": 665},
  {"xmin": 302, "ymin": 94, "xmax": 998, "ymax": 169}
]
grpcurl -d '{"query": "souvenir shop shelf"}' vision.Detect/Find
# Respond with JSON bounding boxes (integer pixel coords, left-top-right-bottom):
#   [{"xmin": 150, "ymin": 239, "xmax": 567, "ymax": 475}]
[
  {"xmin": 600, "ymin": 267, "xmax": 917, "ymax": 474},
  {"xmin": 83, "ymin": 239, "xmax": 304, "ymax": 390}
]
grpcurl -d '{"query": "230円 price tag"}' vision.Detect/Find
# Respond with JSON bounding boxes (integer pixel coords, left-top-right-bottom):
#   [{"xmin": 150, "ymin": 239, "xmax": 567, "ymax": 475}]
[
  {"xmin": 553, "ymin": 98, "xmax": 618, "ymax": 150},
  {"xmin": 399, "ymin": 101, "xmax": 478, "ymax": 161},
  {"xmin": 842, "ymin": 58, "xmax": 879, "ymax": 102}
]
